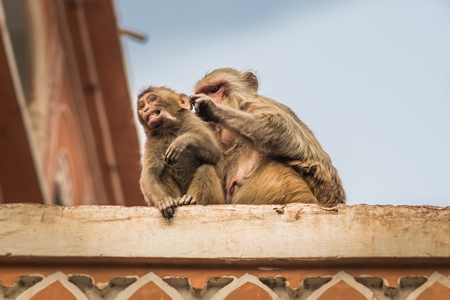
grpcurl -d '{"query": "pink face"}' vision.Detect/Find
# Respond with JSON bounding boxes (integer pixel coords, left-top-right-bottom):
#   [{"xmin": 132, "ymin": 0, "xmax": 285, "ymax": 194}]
[
  {"xmin": 137, "ymin": 92, "xmax": 176, "ymax": 130},
  {"xmin": 195, "ymin": 80, "xmax": 227, "ymax": 103}
]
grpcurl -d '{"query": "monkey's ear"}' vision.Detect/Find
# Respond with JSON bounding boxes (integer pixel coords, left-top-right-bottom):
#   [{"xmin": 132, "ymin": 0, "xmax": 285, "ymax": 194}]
[
  {"xmin": 178, "ymin": 93, "xmax": 191, "ymax": 110},
  {"xmin": 243, "ymin": 71, "xmax": 259, "ymax": 92}
]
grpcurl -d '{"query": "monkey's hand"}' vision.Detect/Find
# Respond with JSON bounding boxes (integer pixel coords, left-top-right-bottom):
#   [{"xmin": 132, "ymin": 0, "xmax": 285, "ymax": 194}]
[
  {"xmin": 189, "ymin": 94, "xmax": 220, "ymax": 123},
  {"xmin": 165, "ymin": 134, "xmax": 196, "ymax": 164},
  {"xmin": 177, "ymin": 194, "xmax": 197, "ymax": 206},
  {"xmin": 156, "ymin": 197, "xmax": 178, "ymax": 219}
]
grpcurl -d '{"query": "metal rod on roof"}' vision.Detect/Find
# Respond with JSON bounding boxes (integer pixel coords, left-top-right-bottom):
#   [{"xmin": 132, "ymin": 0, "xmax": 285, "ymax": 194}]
[{"xmin": 119, "ymin": 27, "xmax": 147, "ymax": 42}]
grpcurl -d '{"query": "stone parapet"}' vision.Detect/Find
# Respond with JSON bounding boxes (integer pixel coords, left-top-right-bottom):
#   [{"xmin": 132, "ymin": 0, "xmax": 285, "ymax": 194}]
[{"xmin": 0, "ymin": 203, "xmax": 449, "ymax": 299}]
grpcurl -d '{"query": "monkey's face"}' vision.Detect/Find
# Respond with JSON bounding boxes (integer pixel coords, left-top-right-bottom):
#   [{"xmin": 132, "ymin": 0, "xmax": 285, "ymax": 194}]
[
  {"xmin": 194, "ymin": 68, "xmax": 259, "ymax": 105},
  {"xmin": 137, "ymin": 92, "xmax": 177, "ymax": 130},
  {"xmin": 194, "ymin": 80, "xmax": 227, "ymax": 104}
]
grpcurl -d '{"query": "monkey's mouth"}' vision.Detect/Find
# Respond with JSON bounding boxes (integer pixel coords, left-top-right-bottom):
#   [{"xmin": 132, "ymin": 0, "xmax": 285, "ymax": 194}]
[{"xmin": 146, "ymin": 109, "xmax": 161, "ymax": 122}]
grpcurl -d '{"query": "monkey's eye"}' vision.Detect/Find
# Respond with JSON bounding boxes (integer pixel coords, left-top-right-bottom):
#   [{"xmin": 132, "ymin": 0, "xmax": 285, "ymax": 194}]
[
  {"xmin": 138, "ymin": 102, "xmax": 145, "ymax": 109},
  {"xmin": 147, "ymin": 94, "xmax": 157, "ymax": 103},
  {"xmin": 209, "ymin": 85, "xmax": 220, "ymax": 93}
]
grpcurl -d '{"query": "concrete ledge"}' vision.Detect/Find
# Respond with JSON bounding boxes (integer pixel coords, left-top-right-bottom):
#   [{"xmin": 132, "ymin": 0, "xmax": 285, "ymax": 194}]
[{"xmin": 0, "ymin": 203, "xmax": 449, "ymax": 261}]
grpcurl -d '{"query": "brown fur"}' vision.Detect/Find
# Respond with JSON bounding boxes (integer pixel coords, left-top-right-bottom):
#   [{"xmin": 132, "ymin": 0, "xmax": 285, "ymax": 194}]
[
  {"xmin": 137, "ymin": 86, "xmax": 224, "ymax": 218},
  {"xmin": 191, "ymin": 68, "xmax": 345, "ymax": 207},
  {"xmin": 232, "ymin": 160, "xmax": 318, "ymax": 205}
]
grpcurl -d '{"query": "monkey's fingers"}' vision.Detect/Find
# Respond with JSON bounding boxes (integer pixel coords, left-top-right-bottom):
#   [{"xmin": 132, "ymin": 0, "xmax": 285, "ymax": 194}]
[
  {"xmin": 164, "ymin": 147, "xmax": 176, "ymax": 164},
  {"xmin": 156, "ymin": 201, "xmax": 169, "ymax": 218},
  {"xmin": 164, "ymin": 207, "xmax": 174, "ymax": 219},
  {"xmin": 191, "ymin": 97, "xmax": 208, "ymax": 113},
  {"xmin": 165, "ymin": 142, "xmax": 188, "ymax": 165},
  {"xmin": 177, "ymin": 195, "xmax": 189, "ymax": 206},
  {"xmin": 189, "ymin": 94, "xmax": 204, "ymax": 108},
  {"xmin": 178, "ymin": 194, "xmax": 197, "ymax": 206},
  {"xmin": 165, "ymin": 145, "xmax": 182, "ymax": 165},
  {"xmin": 157, "ymin": 197, "xmax": 177, "ymax": 219},
  {"xmin": 189, "ymin": 95, "xmax": 215, "ymax": 121}
]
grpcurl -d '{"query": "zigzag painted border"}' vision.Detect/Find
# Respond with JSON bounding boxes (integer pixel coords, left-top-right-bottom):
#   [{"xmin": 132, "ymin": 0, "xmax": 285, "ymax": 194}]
[
  {"xmin": 3, "ymin": 271, "xmax": 450, "ymax": 299},
  {"xmin": 16, "ymin": 272, "xmax": 87, "ymax": 300},
  {"xmin": 210, "ymin": 273, "xmax": 280, "ymax": 300},
  {"xmin": 307, "ymin": 271, "xmax": 376, "ymax": 299},
  {"xmin": 406, "ymin": 272, "xmax": 450, "ymax": 300},
  {"xmin": 115, "ymin": 272, "xmax": 183, "ymax": 300}
]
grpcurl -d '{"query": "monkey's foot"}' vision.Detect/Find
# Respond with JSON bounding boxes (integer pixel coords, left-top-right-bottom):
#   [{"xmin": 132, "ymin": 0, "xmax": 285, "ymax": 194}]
[{"xmin": 177, "ymin": 194, "xmax": 196, "ymax": 206}]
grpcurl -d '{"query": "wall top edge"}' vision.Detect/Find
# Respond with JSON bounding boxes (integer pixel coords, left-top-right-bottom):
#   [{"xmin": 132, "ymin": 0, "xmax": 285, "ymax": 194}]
[{"xmin": 0, "ymin": 203, "xmax": 449, "ymax": 260}]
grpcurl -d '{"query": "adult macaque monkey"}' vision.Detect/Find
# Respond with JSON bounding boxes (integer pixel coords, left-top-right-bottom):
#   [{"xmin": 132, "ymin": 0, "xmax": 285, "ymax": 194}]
[
  {"xmin": 190, "ymin": 68, "xmax": 345, "ymax": 207},
  {"xmin": 137, "ymin": 86, "xmax": 224, "ymax": 218}
]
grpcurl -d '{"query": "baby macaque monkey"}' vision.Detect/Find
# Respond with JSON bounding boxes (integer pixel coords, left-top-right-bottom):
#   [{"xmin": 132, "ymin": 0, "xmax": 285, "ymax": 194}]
[{"xmin": 137, "ymin": 86, "xmax": 224, "ymax": 219}]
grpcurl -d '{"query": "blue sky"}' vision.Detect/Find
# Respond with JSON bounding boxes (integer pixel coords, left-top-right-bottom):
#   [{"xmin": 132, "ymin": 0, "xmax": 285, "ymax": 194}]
[{"xmin": 115, "ymin": 0, "xmax": 450, "ymax": 206}]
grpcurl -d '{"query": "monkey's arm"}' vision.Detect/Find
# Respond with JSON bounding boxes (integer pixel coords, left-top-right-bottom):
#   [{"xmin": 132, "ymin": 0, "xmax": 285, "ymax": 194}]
[
  {"xmin": 191, "ymin": 94, "xmax": 307, "ymax": 159},
  {"xmin": 140, "ymin": 167, "xmax": 167, "ymax": 203},
  {"xmin": 165, "ymin": 132, "xmax": 221, "ymax": 165},
  {"xmin": 140, "ymin": 163, "xmax": 178, "ymax": 219}
]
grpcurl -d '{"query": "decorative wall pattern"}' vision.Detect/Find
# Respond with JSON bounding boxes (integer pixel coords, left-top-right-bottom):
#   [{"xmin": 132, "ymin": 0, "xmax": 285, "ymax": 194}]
[{"xmin": 2, "ymin": 271, "xmax": 449, "ymax": 300}]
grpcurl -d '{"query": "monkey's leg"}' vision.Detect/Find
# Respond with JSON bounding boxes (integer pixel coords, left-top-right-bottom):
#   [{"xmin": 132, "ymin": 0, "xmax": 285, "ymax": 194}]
[
  {"xmin": 232, "ymin": 161, "xmax": 318, "ymax": 205},
  {"xmin": 188, "ymin": 165, "xmax": 225, "ymax": 205}
]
